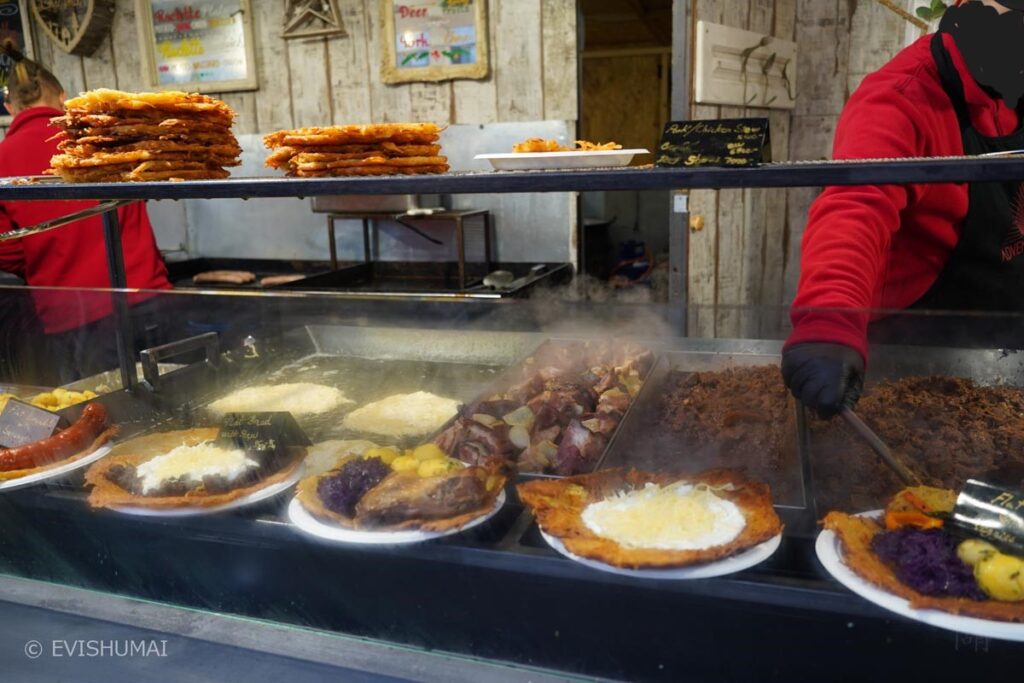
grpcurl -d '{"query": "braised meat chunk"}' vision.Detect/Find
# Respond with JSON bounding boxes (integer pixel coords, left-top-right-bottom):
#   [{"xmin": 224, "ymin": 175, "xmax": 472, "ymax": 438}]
[{"xmin": 356, "ymin": 469, "xmax": 488, "ymax": 525}]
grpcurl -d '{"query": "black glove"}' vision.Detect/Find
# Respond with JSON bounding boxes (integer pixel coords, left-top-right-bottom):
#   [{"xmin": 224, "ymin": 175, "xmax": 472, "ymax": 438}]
[{"xmin": 781, "ymin": 343, "xmax": 864, "ymax": 419}]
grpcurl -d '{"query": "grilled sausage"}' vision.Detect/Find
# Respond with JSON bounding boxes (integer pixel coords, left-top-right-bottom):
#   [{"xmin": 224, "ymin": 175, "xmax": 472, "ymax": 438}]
[
  {"xmin": 0, "ymin": 402, "xmax": 109, "ymax": 471},
  {"xmin": 193, "ymin": 270, "xmax": 256, "ymax": 285}
]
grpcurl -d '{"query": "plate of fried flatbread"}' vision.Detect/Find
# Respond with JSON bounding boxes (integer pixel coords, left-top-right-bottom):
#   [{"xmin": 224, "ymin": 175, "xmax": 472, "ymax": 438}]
[
  {"xmin": 288, "ymin": 446, "xmax": 506, "ymax": 544},
  {"xmin": 818, "ymin": 489, "xmax": 1024, "ymax": 640},
  {"xmin": 519, "ymin": 468, "xmax": 782, "ymax": 578},
  {"xmin": 85, "ymin": 428, "xmax": 305, "ymax": 515}
]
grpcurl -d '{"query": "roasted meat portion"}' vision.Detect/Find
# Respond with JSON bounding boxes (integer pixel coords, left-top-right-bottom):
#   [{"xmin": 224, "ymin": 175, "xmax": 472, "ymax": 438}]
[
  {"xmin": 526, "ymin": 382, "xmax": 595, "ymax": 423},
  {"xmin": 434, "ymin": 415, "xmax": 514, "ymax": 466},
  {"xmin": 356, "ymin": 469, "xmax": 488, "ymax": 525},
  {"xmin": 437, "ymin": 341, "xmax": 650, "ymax": 476},
  {"xmin": 553, "ymin": 419, "xmax": 608, "ymax": 475}
]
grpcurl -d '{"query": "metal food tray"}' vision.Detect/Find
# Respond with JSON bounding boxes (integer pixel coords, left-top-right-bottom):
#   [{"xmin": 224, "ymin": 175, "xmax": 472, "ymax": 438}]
[
  {"xmin": 61, "ymin": 363, "xmax": 186, "ymax": 395},
  {"xmin": 291, "ymin": 261, "xmax": 573, "ymax": 297},
  {"xmin": 450, "ymin": 337, "xmax": 656, "ymax": 478},
  {"xmin": 599, "ymin": 350, "xmax": 808, "ymax": 511},
  {"xmin": 0, "ymin": 383, "xmax": 53, "ymax": 398},
  {"xmin": 167, "ymin": 258, "xmax": 345, "ymax": 290},
  {"xmin": 174, "ymin": 325, "xmax": 547, "ymax": 446},
  {"xmin": 804, "ymin": 343, "xmax": 1024, "ymax": 514}
]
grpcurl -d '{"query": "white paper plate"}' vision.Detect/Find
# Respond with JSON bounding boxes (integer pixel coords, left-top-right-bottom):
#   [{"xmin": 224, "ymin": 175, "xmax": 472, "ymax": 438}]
[
  {"xmin": 540, "ymin": 529, "xmax": 782, "ymax": 580},
  {"xmin": 286, "ymin": 489, "xmax": 505, "ymax": 545},
  {"xmin": 108, "ymin": 465, "xmax": 304, "ymax": 518},
  {"xmin": 475, "ymin": 149, "xmax": 649, "ymax": 171},
  {"xmin": 815, "ymin": 511, "xmax": 1024, "ymax": 642},
  {"xmin": 0, "ymin": 444, "xmax": 114, "ymax": 492}
]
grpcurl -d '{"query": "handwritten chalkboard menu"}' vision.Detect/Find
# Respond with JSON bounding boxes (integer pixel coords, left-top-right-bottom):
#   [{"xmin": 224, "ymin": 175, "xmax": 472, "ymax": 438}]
[
  {"xmin": 655, "ymin": 119, "xmax": 771, "ymax": 168},
  {"xmin": 215, "ymin": 412, "xmax": 311, "ymax": 457},
  {"xmin": 0, "ymin": 399, "xmax": 62, "ymax": 449},
  {"xmin": 140, "ymin": 0, "xmax": 257, "ymax": 92},
  {"xmin": 382, "ymin": 0, "xmax": 489, "ymax": 84},
  {"xmin": 953, "ymin": 479, "xmax": 1024, "ymax": 555}
]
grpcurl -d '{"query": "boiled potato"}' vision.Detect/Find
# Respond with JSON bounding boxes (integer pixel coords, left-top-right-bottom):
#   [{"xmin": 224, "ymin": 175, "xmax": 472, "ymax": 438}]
[
  {"xmin": 31, "ymin": 393, "xmax": 58, "ymax": 408},
  {"xmin": 957, "ymin": 539, "xmax": 998, "ymax": 567},
  {"xmin": 364, "ymin": 446, "xmax": 400, "ymax": 465},
  {"xmin": 974, "ymin": 553, "xmax": 1024, "ymax": 602},
  {"xmin": 412, "ymin": 443, "xmax": 446, "ymax": 461},
  {"xmin": 417, "ymin": 458, "xmax": 456, "ymax": 478},
  {"xmin": 28, "ymin": 389, "xmax": 97, "ymax": 411},
  {"xmin": 390, "ymin": 455, "xmax": 419, "ymax": 473}
]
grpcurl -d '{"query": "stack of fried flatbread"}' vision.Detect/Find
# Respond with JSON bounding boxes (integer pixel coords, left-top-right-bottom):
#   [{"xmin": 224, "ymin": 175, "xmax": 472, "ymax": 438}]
[
  {"xmin": 49, "ymin": 89, "xmax": 241, "ymax": 183},
  {"xmin": 263, "ymin": 123, "xmax": 448, "ymax": 177}
]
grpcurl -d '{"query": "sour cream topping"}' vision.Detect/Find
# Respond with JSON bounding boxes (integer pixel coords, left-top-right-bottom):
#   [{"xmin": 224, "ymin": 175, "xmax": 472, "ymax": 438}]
[{"xmin": 136, "ymin": 442, "xmax": 259, "ymax": 494}]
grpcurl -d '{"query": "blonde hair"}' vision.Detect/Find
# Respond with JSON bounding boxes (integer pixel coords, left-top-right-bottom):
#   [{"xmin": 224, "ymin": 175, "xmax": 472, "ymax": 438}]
[{"xmin": 2, "ymin": 41, "xmax": 63, "ymax": 109}]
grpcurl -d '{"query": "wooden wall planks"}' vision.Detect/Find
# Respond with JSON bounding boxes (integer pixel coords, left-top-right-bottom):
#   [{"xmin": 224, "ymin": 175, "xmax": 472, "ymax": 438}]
[
  {"xmin": 495, "ymin": 0, "xmax": 545, "ymax": 122},
  {"xmin": 287, "ymin": 37, "xmax": 333, "ymax": 128},
  {"xmin": 688, "ymin": 0, "xmax": 796, "ymax": 339},
  {"xmin": 782, "ymin": 0, "xmax": 913, "ymax": 309},
  {"xmin": 688, "ymin": 0, "xmax": 913, "ymax": 339},
  {"xmin": 541, "ymin": 0, "xmax": 578, "ymax": 122},
  {"xmin": 23, "ymin": 0, "xmax": 577, "ymax": 135}
]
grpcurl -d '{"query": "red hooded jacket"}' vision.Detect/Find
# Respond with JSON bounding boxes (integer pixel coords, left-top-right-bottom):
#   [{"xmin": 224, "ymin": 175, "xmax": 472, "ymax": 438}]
[
  {"xmin": 0, "ymin": 106, "xmax": 171, "ymax": 333},
  {"xmin": 787, "ymin": 34, "xmax": 1021, "ymax": 361}
]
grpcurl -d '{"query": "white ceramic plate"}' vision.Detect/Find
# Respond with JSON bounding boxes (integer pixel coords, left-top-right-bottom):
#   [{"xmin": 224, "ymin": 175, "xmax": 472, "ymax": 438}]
[
  {"xmin": 540, "ymin": 529, "xmax": 782, "ymax": 580},
  {"xmin": 815, "ymin": 511, "xmax": 1024, "ymax": 642},
  {"xmin": 474, "ymin": 149, "xmax": 649, "ymax": 171},
  {"xmin": 108, "ymin": 465, "xmax": 304, "ymax": 518},
  {"xmin": 0, "ymin": 444, "xmax": 114, "ymax": 492},
  {"xmin": 286, "ymin": 490, "xmax": 505, "ymax": 545}
]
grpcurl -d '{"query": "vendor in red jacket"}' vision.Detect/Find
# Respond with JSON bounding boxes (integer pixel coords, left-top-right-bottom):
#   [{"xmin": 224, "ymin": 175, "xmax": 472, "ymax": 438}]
[
  {"xmin": 0, "ymin": 48, "xmax": 173, "ymax": 379},
  {"xmin": 782, "ymin": 0, "xmax": 1024, "ymax": 417},
  {"xmin": 0, "ymin": 48, "xmax": 170, "ymax": 337}
]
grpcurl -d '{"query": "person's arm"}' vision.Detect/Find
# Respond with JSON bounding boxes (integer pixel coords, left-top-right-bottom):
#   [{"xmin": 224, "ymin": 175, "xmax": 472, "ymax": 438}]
[
  {"xmin": 0, "ymin": 207, "xmax": 26, "ymax": 278},
  {"xmin": 789, "ymin": 86, "xmax": 926, "ymax": 360},
  {"xmin": 784, "ymin": 83, "xmax": 926, "ymax": 417}
]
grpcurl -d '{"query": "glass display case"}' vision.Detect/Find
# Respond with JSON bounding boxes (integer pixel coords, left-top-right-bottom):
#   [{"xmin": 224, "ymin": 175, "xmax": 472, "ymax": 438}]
[{"xmin": 2, "ymin": 160, "xmax": 1024, "ymax": 680}]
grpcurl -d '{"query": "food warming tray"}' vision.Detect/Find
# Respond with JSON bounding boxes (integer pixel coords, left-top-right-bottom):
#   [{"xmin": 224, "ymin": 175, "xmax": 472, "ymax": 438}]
[
  {"xmin": 142, "ymin": 325, "xmax": 547, "ymax": 446},
  {"xmin": 5, "ymin": 337, "xmax": 1022, "ymax": 682},
  {"xmin": 447, "ymin": 337, "xmax": 655, "ymax": 479},
  {"xmin": 291, "ymin": 261, "xmax": 573, "ymax": 297},
  {"xmin": 803, "ymin": 343, "xmax": 1024, "ymax": 514},
  {"xmin": 599, "ymin": 349, "xmax": 808, "ymax": 510},
  {"xmin": 166, "ymin": 258, "xmax": 345, "ymax": 290}
]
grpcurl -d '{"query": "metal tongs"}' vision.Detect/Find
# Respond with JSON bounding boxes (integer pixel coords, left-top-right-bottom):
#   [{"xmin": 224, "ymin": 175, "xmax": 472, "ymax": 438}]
[{"xmin": 840, "ymin": 407, "xmax": 922, "ymax": 486}]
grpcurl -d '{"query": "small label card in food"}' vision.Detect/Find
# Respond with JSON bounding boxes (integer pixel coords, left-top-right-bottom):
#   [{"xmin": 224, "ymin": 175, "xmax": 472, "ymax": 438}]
[
  {"xmin": 655, "ymin": 118, "xmax": 771, "ymax": 168},
  {"xmin": 215, "ymin": 412, "xmax": 312, "ymax": 457},
  {"xmin": 0, "ymin": 399, "xmax": 63, "ymax": 448},
  {"xmin": 953, "ymin": 479, "xmax": 1024, "ymax": 555}
]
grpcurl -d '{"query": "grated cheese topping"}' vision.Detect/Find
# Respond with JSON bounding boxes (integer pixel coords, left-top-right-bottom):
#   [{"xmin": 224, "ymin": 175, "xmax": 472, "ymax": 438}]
[{"xmin": 581, "ymin": 482, "xmax": 746, "ymax": 550}]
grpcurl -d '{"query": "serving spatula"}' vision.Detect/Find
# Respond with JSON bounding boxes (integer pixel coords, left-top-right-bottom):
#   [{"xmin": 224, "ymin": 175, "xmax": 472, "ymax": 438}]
[{"xmin": 840, "ymin": 407, "xmax": 922, "ymax": 487}]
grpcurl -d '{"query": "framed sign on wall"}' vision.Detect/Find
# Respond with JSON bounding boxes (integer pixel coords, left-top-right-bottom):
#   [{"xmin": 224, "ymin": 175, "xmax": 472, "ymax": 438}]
[
  {"xmin": 380, "ymin": 0, "xmax": 488, "ymax": 84},
  {"xmin": 135, "ymin": 0, "xmax": 257, "ymax": 93},
  {"xmin": 0, "ymin": 0, "xmax": 35, "ymax": 125},
  {"xmin": 30, "ymin": 0, "xmax": 114, "ymax": 56}
]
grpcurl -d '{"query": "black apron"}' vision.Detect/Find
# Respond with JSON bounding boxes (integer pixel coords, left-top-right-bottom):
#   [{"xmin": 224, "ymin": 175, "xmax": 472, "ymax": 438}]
[{"xmin": 868, "ymin": 33, "xmax": 1024, "ymax": 348}]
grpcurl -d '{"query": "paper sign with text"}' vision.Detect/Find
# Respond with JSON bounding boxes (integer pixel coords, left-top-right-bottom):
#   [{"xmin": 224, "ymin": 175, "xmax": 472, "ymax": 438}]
[{"xmin": 0, "ymin": 399, "xmax": 62, "ymax": 448}]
